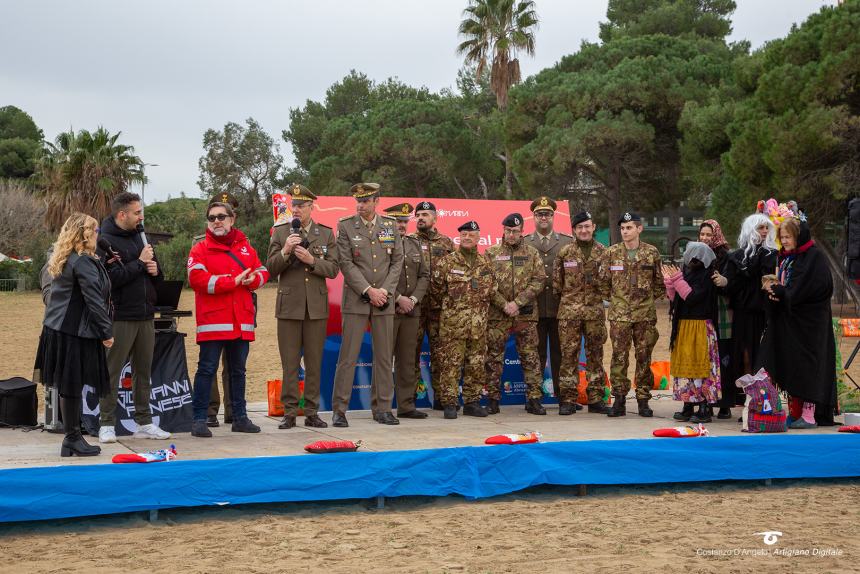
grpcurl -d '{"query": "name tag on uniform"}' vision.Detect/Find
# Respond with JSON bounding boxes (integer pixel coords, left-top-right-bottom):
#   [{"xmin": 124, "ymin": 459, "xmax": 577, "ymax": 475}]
[
  {"xmin": 564, "ymin": 261, "xmax": 578, "ymax": 268},
  {"xmin": 451, "ymin": 269, "xmax": 465, "ymax": 275},
  {"xmin": 610, "ymin": 265, "xmax": 624, "ymax": 271},
  {"xmin": 421, "ymin": 245, "xmax": 428, "ymax": 250},
  {"xmin": 495, "ymin": 255, "xmax": 511, "ymax": 261}
]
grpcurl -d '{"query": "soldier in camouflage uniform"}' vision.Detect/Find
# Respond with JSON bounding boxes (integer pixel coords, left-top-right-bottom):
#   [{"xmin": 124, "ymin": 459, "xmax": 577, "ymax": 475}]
[
  {"xmin": 553, "ymin": 211, "xmax": 609, "ymax": 415},
  {"xmin": 485, "ymin": 213, "xmax": 547, "ymax": 415},
  {"xmin": 600, "ymin": 212, "xmax": 665, "ymax": 417},
  {"xmin": 409, "ymin": 201, "xmax": 455, "ymax": 411},
  {"xmin": 430, "ymin": 221, "xmax": 496, "ymax": 419}
]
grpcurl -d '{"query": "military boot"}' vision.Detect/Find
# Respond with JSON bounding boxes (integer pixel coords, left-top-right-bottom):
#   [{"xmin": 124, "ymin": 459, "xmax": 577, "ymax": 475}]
[
  {"xmin": 587, "ymin": 402, "xmax": 610, "ymax": 414},
  {"xmin": 606, "ymin": 394, "xmax": 626, "ymax": 417},
  {"xmin": 690, "ymin": 402, "xmax": 712, "ymax": 423},
  {"xmin": 462, "ymin": 402, "xmax": 488, "ymax": 417},
  {"xmin": 637, "ymin": 398, "xmax": 653, "ymax": 418},
  {"xmin": 486, "ymin": 398, "xmax": 500, "ymax": 415},
  {"xmin": 525, "ymin": 398, "xmax": 546, "ymax": 415},
  {"xmin": 558, "ymin": 402, "xmax": 576, "ymax": 416}
]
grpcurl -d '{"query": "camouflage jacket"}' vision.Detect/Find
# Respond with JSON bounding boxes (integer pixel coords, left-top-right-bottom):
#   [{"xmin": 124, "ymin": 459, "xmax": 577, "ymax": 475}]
[
  {"xmin": 431, "ymin": 248, "xmax": 496, "ymax": 339},
  {"xmin": 600, "ymin": 241, "xmax": 665, "ymax": 323},
  {"xmin": 409, "ymin": 228, "xmax": 455, "ymax": 319},
  {"xmin": 553, "ymin": 239, "xmax": 607, "ymax": 322},
  {"xmin": 485, "ymin": 240, "xmax": 545, "ymax": 322}
]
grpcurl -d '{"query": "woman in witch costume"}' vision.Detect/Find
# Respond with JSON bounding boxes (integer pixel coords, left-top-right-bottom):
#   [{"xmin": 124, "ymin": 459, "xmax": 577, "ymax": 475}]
[
  {"xmin": 662, "ymin": 242, "xmax": 722, "ymax": 424},
  {"xmin": 759, "ymin": 217, "xmax": 836, "ymax": 428},
  {"xmin": 722, "ymin": 213, "xmax": 778, "ymax": 406}
]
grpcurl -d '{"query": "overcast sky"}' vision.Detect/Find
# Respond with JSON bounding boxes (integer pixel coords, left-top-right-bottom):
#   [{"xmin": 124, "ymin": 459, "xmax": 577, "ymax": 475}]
[{"xmin": 2, "ymin": 0, "xmax": 836, "ymax": 204}]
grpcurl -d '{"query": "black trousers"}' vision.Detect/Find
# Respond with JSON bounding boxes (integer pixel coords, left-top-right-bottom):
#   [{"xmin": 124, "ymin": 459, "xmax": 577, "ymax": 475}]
[{"xmin": 537, "ymin": 317, "xmax": 562, "ymax": 398}]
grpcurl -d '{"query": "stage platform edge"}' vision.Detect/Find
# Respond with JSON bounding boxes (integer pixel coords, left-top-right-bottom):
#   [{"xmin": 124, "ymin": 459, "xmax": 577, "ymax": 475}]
[{"xmin": 1, "ymin": 434, "xmax": 858, "ymax": 523}]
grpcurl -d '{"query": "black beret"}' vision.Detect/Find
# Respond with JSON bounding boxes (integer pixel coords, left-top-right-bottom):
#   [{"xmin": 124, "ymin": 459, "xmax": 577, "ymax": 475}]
[
  {"xmin": 572, "ymin": 211, "xmax": 592, "ymax": 227},
  {"xmin": 618, "ymin": 211, "xmax": 641, "ymax": 225},
  {"xmin": 457, "ymin": 221, "xmax": 480, "ymax": 232},
  {"xmin": 502, "ymin": 213, "xmax": 524, "ymax": 227},
  {"xmin": 415, "ymin": 201, "xmax": 436, "ymax": 212}
]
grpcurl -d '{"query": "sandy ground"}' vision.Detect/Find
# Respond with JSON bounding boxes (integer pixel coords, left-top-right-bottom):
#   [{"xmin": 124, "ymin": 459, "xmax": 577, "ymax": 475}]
[
  {"xmin": 2, "ymin": 289, "xmax": 858, "ymax": 573},
  {"xmin": 0, "ymin": 481, "xmax": 856, "ymax": 573}
]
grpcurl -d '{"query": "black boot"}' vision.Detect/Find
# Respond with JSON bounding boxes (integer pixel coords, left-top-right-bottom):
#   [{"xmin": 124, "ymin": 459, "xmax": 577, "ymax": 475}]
[
  {"xmin": 637, "ymin": 398, "xmax": 654, "ymax": 418},
  {"xmin": 60, "ymin": 396, "xmax": 100, "ymax": 457},
  {"xmin": 443, "ymin": 405, "xmax": 458, "ymax": 419},
  {"xmin": 525, "ymin": 398, "xmax": 547, "ymax": 415},
  {"xmin": 462, "ymin": 401, "xmax": 488, "ymax": 417},
  {"xmin": 716, "ymin": 407, "xmax": 732, "ymax": 420},
  {"xmin": 486, "ymin": 398, "xmax": 500, "ymax": 415},
  {"xmin": 587, "ymin": 402, "xmax": 610, "ymax": 414},
  {"xmin": 558, "ymin": 402, "xmax": 576, "ymax": 416},
  {"xmin": 606, "ymin": 394, "xmax": 626, "ymax": 417},
  {"xmin": 690, "ymin": 402, "xmax": 712, "ymax": 423},
  {"xmin": 673, "ymin": 402, "xmax": 695, "ymax": 421},
  {"xmin": 433, "ymin": 397, "xmax": 444, "ymax": 411}
]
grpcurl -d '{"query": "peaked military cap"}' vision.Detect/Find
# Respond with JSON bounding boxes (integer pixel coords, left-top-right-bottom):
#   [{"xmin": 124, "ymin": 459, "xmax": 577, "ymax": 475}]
[
  {"xmin": 530, "ymin": 196, "xmax": 557, "ymax": 213},
  {"xmin": 384, "ymin": 202, "xmax": 414, "ymax": 220},
  {"xmin": 350, "ymin": 182, "xmax": 380, "ymax": 199},
  {"xmin": 287, "ymin": 183, "xmax": 316, "ymax": 202},
  {"xmin": 209, "ymin": 192, "xmax": 239, "ymax": 210}
]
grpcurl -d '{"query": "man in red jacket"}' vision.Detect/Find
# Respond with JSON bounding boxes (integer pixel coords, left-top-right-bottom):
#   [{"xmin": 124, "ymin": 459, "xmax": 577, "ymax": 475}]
[{"xmin": 187, "ymin": 201, "xmax": 269, "ymax": 437}]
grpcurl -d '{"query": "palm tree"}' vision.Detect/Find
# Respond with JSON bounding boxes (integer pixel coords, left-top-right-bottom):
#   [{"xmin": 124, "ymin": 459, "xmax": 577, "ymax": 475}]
[
  {"xmin": 457, "ymin": 0, "xmax": 538, "ymax": 198},
  {"xmin": 33, "ymin": 127, "xmax": 146, "ymax": 230}
]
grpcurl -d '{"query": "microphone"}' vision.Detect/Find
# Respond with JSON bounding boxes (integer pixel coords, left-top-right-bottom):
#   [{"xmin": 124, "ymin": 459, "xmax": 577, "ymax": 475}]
[
  {"xmin": 136, "ymin": 223, "xmax": 148, "ymax": 247},
  {"xmin": 97, "ymin": 238, "xmax": 123, "ymax": 267},
  {"xmin": 291, "ymin": 217, "xmax": 309, "ymax": 248}
]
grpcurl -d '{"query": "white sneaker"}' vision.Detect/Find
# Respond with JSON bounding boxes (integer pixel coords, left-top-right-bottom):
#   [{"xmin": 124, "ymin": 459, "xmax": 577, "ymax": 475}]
[
  {"xmin": 99, "ymin": 426, "xmax": 117, "ymax": 444},
  {"xmin": 134, "ymin": 423, "xmax": 171, "ymax": 440}
]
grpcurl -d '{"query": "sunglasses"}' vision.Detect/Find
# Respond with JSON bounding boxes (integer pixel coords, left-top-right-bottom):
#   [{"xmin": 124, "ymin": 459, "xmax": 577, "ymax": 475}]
[{"xmin": 207, "ymin": 214, "xmax": 230, "ymax": 222}]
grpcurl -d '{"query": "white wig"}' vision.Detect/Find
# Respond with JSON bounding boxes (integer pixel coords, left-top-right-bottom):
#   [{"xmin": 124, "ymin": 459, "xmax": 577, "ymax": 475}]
[{"xmin": 738, "ymin": 213, "xmax": 778, "ymax": 263}]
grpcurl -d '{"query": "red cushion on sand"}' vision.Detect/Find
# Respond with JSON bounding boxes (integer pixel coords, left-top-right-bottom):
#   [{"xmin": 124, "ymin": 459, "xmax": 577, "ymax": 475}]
[{"xmin": 838, "ymin": 425, "xmax": 860, "ymax": 433}]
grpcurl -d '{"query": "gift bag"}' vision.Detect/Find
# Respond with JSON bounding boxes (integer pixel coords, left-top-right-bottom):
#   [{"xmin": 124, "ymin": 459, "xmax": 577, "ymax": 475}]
[
  {"xmin": 267, "ymin": 379, "xmax": 305, "ymax": 417},
  {"xmin": 576, "ymin": 370, "xmax": 612, "ymax": 405},
  {"xmin": 736, "ymin": 368, "xmax": 786, "ymax": 433},
  {"xmin": 650, "ymin": 361, "xmax": 671, "ymax": 390}
]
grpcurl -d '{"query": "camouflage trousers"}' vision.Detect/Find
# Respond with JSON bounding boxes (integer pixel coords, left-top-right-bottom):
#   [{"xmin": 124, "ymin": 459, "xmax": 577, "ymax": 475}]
[
  {"xmin": 558, "ymin": 318, "xmax": 607, "ymax": 405},
  {"xmin": 609, "ymin": 320, "xmax": 658, "ymax": 400},
  {"xmin": 415, "ymin": 312, "xmax": 441, "ymax": 392},
  {"xmin": 435, "ymin": 334, "xmax": 486, "ymax": 406},
  {"xmin": 485, "ymin": 319, "xmax": 544, "ymax": 401}
]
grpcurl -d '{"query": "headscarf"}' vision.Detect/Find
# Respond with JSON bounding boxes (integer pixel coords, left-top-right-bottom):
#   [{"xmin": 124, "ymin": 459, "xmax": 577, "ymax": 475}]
[
  {"xmin": 778, "ymin": 220, "xmax": 814, "ymax": 287},
  {"xmin": 700, "ymin": 219, "xmax": 729, "ymax": 251},
  {"xmin": 683, "ymin": 241, "xmax": 716, "ymax": 269}
]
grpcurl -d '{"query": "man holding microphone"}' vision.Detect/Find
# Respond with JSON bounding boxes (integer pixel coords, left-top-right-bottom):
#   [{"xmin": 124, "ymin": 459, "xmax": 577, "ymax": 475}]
[{"xmin": 96, "ymin": 192, "xmax": 170, "ymax": 443}]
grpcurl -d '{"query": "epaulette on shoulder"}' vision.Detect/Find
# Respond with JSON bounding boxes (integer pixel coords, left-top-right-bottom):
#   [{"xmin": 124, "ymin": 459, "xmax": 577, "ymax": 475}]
[
  {"xmin": 316, "ymin": 222, "xmax": 332, "ymax": 230},
  {"xmin": 558, "ymin": 232, "xmax": 573, "ymax": 238},
  {"xmin": 272, "ymin": 220, "xmax": 290, "ymax": 227},
  {"xmin": 338, "ymin": 215, "xmax": 355, "ymax": 222},
  {"xmin": 380, "ymin": 214, "xmax": 396, "ymax": 221}
]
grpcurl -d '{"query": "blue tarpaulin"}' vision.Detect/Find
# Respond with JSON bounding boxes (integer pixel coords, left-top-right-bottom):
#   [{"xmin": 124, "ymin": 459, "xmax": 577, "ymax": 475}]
[{"xmin": 1, "ymin": 434, "xmax": 857, "ymax": 523}]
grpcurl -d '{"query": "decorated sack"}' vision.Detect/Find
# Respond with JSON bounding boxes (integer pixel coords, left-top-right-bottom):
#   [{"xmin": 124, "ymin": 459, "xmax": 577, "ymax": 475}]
[
  {"xmin": 736, "ymin": 368, "xmax": 787, "ymax": 433},
  {"xmin": 652, "ymin": 424, "xmax": 709, "ymax": 438},
  {"xmin": 112, "ymin": 444, "xmax": 177, "ymax": 464},
  {"xmin": 484, "ymin": 431, "xmax": 542, "ymax": 445},
  {"xmin": 304, "ymin": 440, "xmax": 361, "ymax": 453}
]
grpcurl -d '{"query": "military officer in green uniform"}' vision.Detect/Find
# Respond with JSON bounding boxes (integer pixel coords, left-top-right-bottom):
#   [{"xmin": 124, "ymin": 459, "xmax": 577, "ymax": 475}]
[
  {"xmin": 485, "ymin": 213, "xmax": 547, "ymax": 415},
  {"xmin": 193, "ymin": 192, "xmax": 239, "ymax": 427},
  {"xmin": 379, "ymin": 202, "xmax": 430, "ymax": 419},
  {"xmin": 431, "ymin": 221, "xmax": 496, "ymax": 419},
  {"xmin": 523, "ymin": 196, "xmax": 573, "ymax": 403},
  {"xmin": 266, "ymin": 184, "xmax": 339, "ymax": 429},
  {"xmin": 600, "ymin": 212, "xmax": 664, "ymax": 418},
  {"xmin": 330, "ymin": 183, "xmax": 403, "ymax": 427},
  {"xmin": 410, "ymin": 201, "xmax": 455, "ymax": 410},
  {"xmin": 553, "ymin": 211, "xmax": 609, "ymax": 415}
]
